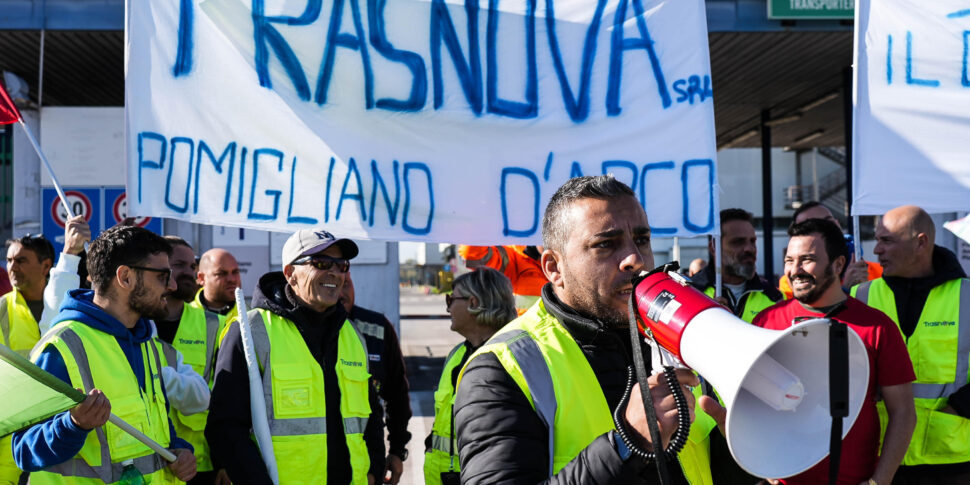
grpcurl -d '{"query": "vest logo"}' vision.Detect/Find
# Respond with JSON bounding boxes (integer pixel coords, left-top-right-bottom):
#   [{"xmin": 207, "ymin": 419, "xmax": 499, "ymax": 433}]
[
  {"xmin": 178, "ymin": 338, "xmax": 205, "ymax": 345},
  {"xmin": 368, "ymin": 354, "xmax": 381, "ymax": 362},
  {"xmin": 340, "ymin": 358, "xmax": 363, "ymax": 368},
  {"xmin": 923, "ymin": 321, "xmax": 956, "ymax": 327}
]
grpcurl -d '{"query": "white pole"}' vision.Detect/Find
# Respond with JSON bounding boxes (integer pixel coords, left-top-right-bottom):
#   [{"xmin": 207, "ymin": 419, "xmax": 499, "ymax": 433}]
[
  {"xmin": 853, "ymin": 215, "xmax": 862, "ymax": 260},
  {"xmin": 16, "ymin": 118, "xmax": 72, "ymax": 218},
  {"xmin": 672, "ymin": 236, "xmax": 681, "ymax": 265},
  {"xmin": 714, "ymin": 234, "xmax": 722, "ymax": 298},
  {"xmin": 235, "ymin": 288, "xmax": 279, "ymax": 484}
]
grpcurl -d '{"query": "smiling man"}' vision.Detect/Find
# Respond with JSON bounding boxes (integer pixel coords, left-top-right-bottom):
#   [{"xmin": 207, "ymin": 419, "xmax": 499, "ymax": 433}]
[
  {"xmin": 754, "ymin": 218, "xmax": 915, "ymax": 485},
  {"xmin": 12, "ymin": 226, "xmax": 197, "ymax": 484},
  {"xmin": 206, "ymin": 229, "xmax": 385, "ymax": 485}
]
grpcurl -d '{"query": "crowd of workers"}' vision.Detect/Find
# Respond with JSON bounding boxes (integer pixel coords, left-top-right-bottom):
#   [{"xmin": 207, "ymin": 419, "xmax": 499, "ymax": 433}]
[{"xmin": 0, "ymin": 174, "xmax": 967, "ymax": 485}]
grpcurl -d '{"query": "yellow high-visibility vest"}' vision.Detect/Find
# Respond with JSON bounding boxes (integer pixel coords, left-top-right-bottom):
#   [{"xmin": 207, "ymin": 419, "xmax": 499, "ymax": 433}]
[
  {"xmin": 158, "ymin": 303, "xmax": 222, "ymax": 472},
  {"xmin": 246, "ymin": 308, "xmax": 372, "ymax": 484},
  {"xmin": 423, "ymin": 343, "xmax": 467, "ymax": 485},
  {"xmin": 853, "ymin": 278, "xmax": 970, "ymax": 465},
  {"xmin": 28, "ymin": 321, "xmax": 178, "ymax": 485}
]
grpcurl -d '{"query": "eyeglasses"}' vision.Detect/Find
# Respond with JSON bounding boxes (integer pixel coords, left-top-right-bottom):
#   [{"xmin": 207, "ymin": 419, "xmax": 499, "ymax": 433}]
[
  {"xmin": 446, "ymin": 294, "xmax": 470, "ymax": 308},
  {"xmin": 128, "ymin": 265, "xmax": 173, "ymax": 283},
  {"xmin": 292, "ymin": 255, "xmax": 351, "ymax": 273}
]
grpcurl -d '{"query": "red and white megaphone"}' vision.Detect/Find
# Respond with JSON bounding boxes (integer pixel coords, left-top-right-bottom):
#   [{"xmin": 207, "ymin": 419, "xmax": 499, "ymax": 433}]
[{"xmin": 632, "ymin": 269, "xmax": 869, "ymax": 479}]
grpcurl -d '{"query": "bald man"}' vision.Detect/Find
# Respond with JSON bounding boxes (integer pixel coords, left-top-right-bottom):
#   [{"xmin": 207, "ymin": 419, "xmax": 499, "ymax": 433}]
[
  {"xmin": 193, "ymin": 248, "xmax": 241, "ymax": 324},
  {"xmin": 850, "ymin": 205, "xmax": 970, "ymax": 484}
]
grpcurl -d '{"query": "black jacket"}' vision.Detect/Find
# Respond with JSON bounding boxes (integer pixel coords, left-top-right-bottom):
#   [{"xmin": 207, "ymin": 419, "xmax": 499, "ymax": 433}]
[
  {"xmin": 690, "ymin": 263, "xmax": 782, "ymax": 318},
  {"xmin": 884, "ymin": 246, "xmax": 970, "ymax": 476},
  {"xmin": 349, "ymin": 304, "xmax": 412, "ymax": 459},
  {"xmin": 454, "ymin": 284, "xmax": 755, "ymax": 485},
  {"xmin": 205, "ymin": 272, "xmax": 384, "ymax": 484}
]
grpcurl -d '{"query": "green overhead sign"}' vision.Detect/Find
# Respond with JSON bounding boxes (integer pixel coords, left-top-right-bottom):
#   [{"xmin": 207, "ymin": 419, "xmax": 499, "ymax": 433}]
[{"xmin": 768, "ymin": 0, "xmax": 854, "ymax": 19}]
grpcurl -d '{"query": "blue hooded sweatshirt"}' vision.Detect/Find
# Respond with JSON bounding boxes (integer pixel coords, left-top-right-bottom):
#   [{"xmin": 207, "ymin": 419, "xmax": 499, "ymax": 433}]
[{"xmin": 12, "ymin": 289, "xmax": 192, "ymax": 471}]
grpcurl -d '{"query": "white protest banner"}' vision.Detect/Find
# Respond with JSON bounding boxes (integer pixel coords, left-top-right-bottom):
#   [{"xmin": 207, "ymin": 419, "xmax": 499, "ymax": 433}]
[
  {"xmin": 853, "ymin": 0, "xmax": 970, "ymax": 216},
  {"xmin": 126, "ymin": 0, "xmax": 718, "ymax": 244}
]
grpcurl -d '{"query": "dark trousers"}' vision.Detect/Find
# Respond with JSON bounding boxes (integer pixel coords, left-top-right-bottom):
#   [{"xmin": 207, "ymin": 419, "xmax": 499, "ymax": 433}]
[{"xmin": 892, "ymin": 467, "xmax": 970, "ymax": 485}]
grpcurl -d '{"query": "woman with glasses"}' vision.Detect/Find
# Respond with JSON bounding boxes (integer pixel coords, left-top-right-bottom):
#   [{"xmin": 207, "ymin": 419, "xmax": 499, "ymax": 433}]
[{"xmin": 425, "ymin": 267, "xmax": 516, "ymax": 485}]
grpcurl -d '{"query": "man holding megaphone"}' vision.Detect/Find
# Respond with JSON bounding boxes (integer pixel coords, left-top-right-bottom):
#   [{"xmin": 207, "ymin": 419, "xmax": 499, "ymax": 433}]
[
  {"xmin": 751, "ymin": 219, "xmax": 916, "ymax": 485},
  {"xmin": 454, "ymin": 175, "xmax": 740, "ymax": 484}
]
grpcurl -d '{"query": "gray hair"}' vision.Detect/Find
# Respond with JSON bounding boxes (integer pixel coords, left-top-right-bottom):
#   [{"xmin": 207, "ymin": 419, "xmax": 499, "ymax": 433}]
[
  {"xmin": 541, "ymin": 175, "xmax": 636, "ymax": 252},
  {"xmin": 453, "ymin": 268, "xmax": 517, "ymax": 330}
]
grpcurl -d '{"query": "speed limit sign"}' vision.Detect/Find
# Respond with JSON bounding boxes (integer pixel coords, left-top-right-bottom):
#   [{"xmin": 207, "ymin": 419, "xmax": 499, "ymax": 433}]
[
  {"xmin": 51, "ymin": 191, "xmax": 93, "ymax": 228},
  {"xmin": 111, "ymin": 191, "xmax": 152, "ymax": 228}
]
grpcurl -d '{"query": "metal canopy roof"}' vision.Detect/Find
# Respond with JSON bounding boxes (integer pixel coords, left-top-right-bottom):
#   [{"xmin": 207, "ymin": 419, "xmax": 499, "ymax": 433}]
[{"xmin": 0, "ymin": 0, "xmax": 854, "ymax": 149}]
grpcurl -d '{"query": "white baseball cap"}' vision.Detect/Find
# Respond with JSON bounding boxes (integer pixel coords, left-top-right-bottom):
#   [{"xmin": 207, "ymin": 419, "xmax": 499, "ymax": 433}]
[{"xmin": 281, "ymin": 229, "xmax": 359, "ymax": 268}]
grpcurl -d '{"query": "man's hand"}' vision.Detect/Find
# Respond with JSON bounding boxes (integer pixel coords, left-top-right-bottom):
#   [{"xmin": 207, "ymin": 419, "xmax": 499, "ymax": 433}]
[
  {"xmin": 69, "ymin": 389, "xmax": 111, "ymax": 430},
  {"xmin": 166, "ymin": 448, "xmax": 197, "ymax": 482},
  {"xmin": 698, "ymin": 395, "xmax": 727, "ymax": 433},
  {"xmin": 713, "ymin": 296, "xmax": 730, "ymax": 309},
  {"xmin": 623, "ymin": 369, "xmax": 698, "ymax": 450},
  {"xmin": 214, "ymin": 468, "xmax": 231, "ymax": 485},
  {"xmin": 842, "ymin": 254, "xmax": 869, "ymax": 289},
  {"xmin": 63, "ymin": 215, "xmax": 91, "ymax": 255},
  {"xmin": 368, "ymin": 473, "xmax": 376, "ymax": 485},
  {"xmin": 384, "ymin": 454, "xmax": 404, "ymax": 484}
]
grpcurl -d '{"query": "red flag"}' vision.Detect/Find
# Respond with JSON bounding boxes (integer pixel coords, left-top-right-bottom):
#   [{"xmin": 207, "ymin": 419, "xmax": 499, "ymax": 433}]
[{"xmin": 0, "ymin": 81, "xmax": 22, "ymax": 125}]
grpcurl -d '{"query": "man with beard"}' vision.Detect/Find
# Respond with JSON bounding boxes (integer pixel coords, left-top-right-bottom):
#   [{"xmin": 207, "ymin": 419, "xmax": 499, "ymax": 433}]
[
  {"xmin": 454, "ymin": 175, "xmax": 714, "ymax": 485},
  {"xmin": 152, "ymin": 236, "xmax": 224, "ymax": 485},
  {"xmin": 207, "ymin": 229, "xmax": 384, "ymax": 485},
  {"xmin": 691, "ymin": 208, "xmax": 782, "ymax": 323},
  {"xmin": 851, "ymin": 205, "xmax": 970, "ymax": 484},
  {"xmin": 12, "ymin": 226, "xmax": 197, "ymax": 484},
  {"xmin": 777, "ymin": 201, "xmax": 882, "ymax": 299},
  {"xmin": 751, "ymin": 218, "xmax": 915, "ymax": 485},
  {"xmin": 193, "ymin": 248, "xmax": 241, "ymax": 327}
]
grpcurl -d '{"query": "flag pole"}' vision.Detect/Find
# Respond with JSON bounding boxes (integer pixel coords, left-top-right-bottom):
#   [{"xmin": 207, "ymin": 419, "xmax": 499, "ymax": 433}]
[
  {"xmin": 16, "ymin": 118, "xmax": 73, "ymax": 218},
  {"xmin": 235, "ymin": 288, "xmax": 279, "ymax": 484}
]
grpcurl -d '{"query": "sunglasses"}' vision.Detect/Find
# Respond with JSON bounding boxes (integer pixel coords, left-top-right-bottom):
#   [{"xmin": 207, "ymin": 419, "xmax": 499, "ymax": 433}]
[
  {"xmin": 446, "ymin": 294, "xmax": 470, "ymax": 307},
  {"xmin": 128, "ymin": 265, "xmax": 173, "ymax": 283},
  {"xmin": 292, "ymin": 255, "xmax": 351, "ymax": 273}
]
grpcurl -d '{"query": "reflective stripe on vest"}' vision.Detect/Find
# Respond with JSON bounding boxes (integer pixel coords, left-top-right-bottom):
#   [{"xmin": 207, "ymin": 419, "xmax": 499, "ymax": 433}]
[
  {"xmin": 495, "ymin": 246, "xmax": 510, "ymax": 272},
  {"xmin": 487, "ymin": 329, "xmax": 558, "ymax": 476},
  {"xmin": 854, "ymin": 278, "xmax": 970, "ymax": 465},
  {"xmin": 462, "ymin": 247, "xmax": 495, "ymax": 267},
  {"xmin": 248, "ymin": 309, "xmax": 372, "ymax": 485},
  {"xmin": 30, "ymin": 324, "xmax": 170, "ymax": 484},
  {"xmin": 0, "ymin": 290, "xmax": 41, "ymax": 357},
  {"xmin": 352, "ymin": 319, "xmax": 385, "ymax": 341}
]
